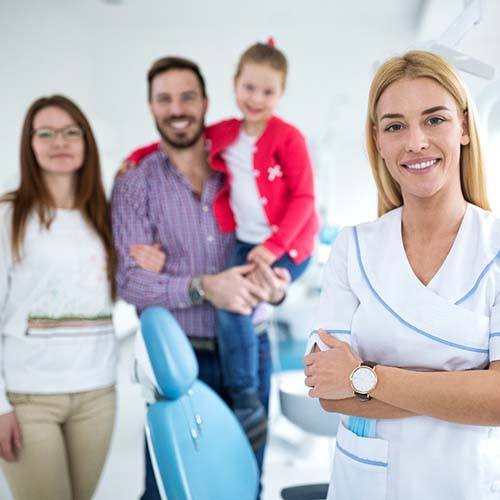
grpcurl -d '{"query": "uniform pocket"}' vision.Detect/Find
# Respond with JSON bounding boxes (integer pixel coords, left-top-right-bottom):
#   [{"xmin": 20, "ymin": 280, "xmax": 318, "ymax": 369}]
[{"xmin": 328, "ymin": 421, "xmax": 389, "ymax": 500}]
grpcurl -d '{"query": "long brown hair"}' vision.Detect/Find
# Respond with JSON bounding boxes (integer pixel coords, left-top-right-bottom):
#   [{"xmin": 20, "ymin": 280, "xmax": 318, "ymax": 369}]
[
  {"xmin": 366, "ymin": 50, "xmax": 490, "ymax": 216},
  {"xmin": 1, "ymin": 95, "xmax": 117, "ymax": 299}
]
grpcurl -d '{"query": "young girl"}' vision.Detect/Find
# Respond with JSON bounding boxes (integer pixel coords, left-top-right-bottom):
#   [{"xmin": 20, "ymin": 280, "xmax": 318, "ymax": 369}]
[
  {"xmin": 127, "ymin": 40, "xmax": 318, "ymax": 442},
  {"xmin": 0, "ymin": 95, "xmax": 117, "ymax": 500}
]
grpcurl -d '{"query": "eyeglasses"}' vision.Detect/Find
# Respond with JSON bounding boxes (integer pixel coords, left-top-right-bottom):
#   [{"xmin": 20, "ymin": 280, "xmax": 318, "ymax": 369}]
[{"xmin": 32, "ymin": 125, "xmax": 84, "ymax": 141}]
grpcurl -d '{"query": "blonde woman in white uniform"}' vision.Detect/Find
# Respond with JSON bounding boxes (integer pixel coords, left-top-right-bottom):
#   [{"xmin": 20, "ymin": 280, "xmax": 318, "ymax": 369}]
[{"xmin": 305, "ymin": 51, "xmax": 500, "ymax": 500}]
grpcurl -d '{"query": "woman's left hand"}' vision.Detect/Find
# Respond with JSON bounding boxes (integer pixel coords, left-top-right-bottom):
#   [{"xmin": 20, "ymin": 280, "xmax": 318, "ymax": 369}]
[{"xmin": 304, "ymin": 330, "xmax": 362, "ymax": 400}]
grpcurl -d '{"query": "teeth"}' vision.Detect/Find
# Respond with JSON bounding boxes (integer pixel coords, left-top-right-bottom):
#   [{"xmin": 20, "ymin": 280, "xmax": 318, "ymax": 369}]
[
  {"xmin": 406, "ymin": 159, "xmax": 438, "ymax": 170},
  {"xmin": 170, "ymin": 120, "xmax": 190, "ymax": 130}
]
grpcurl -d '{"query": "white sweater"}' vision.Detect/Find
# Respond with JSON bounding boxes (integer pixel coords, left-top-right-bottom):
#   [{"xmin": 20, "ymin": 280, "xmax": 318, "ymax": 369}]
[{"xmin": 0, "ymin": 202, "xmax": 117, "ymax": 414}]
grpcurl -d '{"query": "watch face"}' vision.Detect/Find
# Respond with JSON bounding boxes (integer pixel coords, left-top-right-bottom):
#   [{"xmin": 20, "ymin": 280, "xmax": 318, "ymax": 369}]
[
  {"xmin": 351, "ymin": 366, "xmax": 377, "ymax": 394},
  {"xmin": 189, "ymin": 288, "xmax": 201, "ymax": 303},
  {"xmin": 189, "ymin": 285, "xmax": 203, "ymax": 305}
]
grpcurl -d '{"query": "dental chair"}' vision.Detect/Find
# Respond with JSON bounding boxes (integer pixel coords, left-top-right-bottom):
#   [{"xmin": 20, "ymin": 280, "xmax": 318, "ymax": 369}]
[
  {"xmin": 139, "ymin": 306, "xmax": 329, "ymax": 500},
  {"xmin": 140, "ymin": 307, "xmax": 258, "ymax": 500}
]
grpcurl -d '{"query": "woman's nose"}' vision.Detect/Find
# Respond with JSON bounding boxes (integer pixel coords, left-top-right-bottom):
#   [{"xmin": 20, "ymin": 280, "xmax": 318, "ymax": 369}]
[{"xmin": 405, "ymin": 126, "xmax": 429, "ymax": 153}]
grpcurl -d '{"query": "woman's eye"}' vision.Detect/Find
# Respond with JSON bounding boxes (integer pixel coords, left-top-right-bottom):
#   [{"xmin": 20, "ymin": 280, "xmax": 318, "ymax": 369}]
[
  {"xmin": 385, "ymin": 123, "xmax": 403, "ymax": 133},
  {"xmin": 244, "ymin": 84, "xmax": 254, "ymax": 91},
  {"xmin": 37, "ymin": 130, "xmax": 54, "ymax": 139},
  {"xmin": 427, "ymin": 116, "xmax": 445, "ymax": 126},
  {"xmin": 65, "ymin": 127, "xmax": 82, "ymax": 137},
  {"xmin": 264, "ymin": 89, "xmax": 275, "ymax": 97}
]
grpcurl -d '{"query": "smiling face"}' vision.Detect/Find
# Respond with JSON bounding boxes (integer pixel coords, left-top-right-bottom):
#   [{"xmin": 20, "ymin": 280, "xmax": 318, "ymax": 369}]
[
  {"xmin": 235, "ymin": 62, "xmax": 284, "ymax": 132},
  {"xmin": 149, "ymin": 69, "xmax": 207, "ymax": 149},
  {"xmin": 31, "ymin": 106, "xmax": 85, "ymax": 179},
  {"xmin": 373, "ymin": 77, "xmax": 470, "ymax": 203}
]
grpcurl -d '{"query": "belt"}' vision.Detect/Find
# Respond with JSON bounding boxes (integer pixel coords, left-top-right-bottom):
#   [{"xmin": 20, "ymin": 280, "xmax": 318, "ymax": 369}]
[
  {"xmin": 188, "ymin": 319, "xmax": 268, "ymax": 353},
  {"xmin": 188, "ymin": 336, "xmax": 217, "ymax": 352}
]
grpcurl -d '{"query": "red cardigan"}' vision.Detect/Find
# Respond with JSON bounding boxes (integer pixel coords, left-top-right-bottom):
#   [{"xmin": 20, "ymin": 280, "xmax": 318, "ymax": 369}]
[{"xmin": 126, "ymin": 116, "xmax": 319, "ymax": 264}]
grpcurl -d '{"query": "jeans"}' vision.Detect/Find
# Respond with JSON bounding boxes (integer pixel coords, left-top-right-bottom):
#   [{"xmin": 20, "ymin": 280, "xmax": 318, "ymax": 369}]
[
  {"xmin": 216, "ymin": 240, "xmax": 310, "ymax": 395},
  {"xmin": 141, "ymin": 332, "xmax": 272, "ymax": 500}
]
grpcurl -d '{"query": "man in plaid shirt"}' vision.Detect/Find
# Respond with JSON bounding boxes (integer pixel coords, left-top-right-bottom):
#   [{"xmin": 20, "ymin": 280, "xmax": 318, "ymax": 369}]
[{"xmin": 111, "ymin": 56, "xmax": 289, "ymax": 500}]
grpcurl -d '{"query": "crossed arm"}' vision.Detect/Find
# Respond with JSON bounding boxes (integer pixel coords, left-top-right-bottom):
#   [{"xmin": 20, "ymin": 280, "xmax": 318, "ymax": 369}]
[{"xmin": 305, "ymin": 330, "xmax": 500, "ymax": 425}]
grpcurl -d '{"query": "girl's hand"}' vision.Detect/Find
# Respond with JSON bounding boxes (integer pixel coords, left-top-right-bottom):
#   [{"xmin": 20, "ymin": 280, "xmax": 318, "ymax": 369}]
[
  {"xmin": 0, "ymin": 411, "xmax": 22, "ymax": 462},
  {"xmin": 115, "ymin": 159, "xmax": 138, "ymax": 178},
  {"xmin": 130, "ymin": 244, "xmax": 166, "ymax": 273},
  {"xmin": 247, "ymin": 245, "xmax": 276, "ymax": 266},
  {"xmin": 115, "ymin": 142, "xmax": 160, "ymax": 177},
  {"xmin": 304, "ymin": 330, "xmax": 362, "ymax": 400}
]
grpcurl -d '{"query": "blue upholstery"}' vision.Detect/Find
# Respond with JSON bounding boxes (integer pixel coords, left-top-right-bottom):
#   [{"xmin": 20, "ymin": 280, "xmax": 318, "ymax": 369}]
[
  {"xmin": 141, "ymin": 307, "xmax": 198, "ymax": 399},
  {"xmin": 140, "ymin": 307, "xmax": 259, "ymax": 500}
]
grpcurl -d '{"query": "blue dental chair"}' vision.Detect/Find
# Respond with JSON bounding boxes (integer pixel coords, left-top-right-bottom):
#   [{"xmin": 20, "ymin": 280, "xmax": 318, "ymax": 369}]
[{"xmin": 139, "ymin": 307, "xmax": 328, "ymax": 500}]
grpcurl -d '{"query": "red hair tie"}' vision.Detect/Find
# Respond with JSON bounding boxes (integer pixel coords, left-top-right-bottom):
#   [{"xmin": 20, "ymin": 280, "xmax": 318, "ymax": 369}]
[{"xmin": 266, "ymin": 37, "xmax": 275, "ymax": 47}]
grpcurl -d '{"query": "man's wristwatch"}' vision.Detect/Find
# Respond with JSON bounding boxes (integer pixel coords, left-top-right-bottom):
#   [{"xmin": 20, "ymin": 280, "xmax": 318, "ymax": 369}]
[
  {"xmin": 188, "ymin": 276, "xmax": 205, "ymax": 305},
  {"xmin": 350, "ymin": 361, "xmax": 378, "ymax": 401}
]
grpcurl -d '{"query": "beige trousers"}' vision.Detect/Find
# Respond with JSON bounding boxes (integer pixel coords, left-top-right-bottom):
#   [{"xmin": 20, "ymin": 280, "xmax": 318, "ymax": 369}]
[{"xmin": 1, "ymin": 386, "xmax": 116, "ymax": 500}]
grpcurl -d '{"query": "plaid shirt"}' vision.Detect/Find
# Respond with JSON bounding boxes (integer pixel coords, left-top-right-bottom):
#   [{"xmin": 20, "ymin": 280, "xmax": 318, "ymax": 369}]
[{"xmin": 111, "ymin": 151, "xmax": 234, "ymax": 338}]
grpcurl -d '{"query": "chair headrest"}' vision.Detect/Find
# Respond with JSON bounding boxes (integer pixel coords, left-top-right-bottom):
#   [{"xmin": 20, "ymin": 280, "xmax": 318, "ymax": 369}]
[{"xmin": 140, "ymin": 307, "xmax": 198, "ymax": 399}]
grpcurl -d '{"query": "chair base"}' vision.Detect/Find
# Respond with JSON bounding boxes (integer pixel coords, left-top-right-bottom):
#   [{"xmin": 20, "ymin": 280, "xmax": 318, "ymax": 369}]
[{"xmin": 281, "ymin": 483, "xmax": 329, "ymax": 500}]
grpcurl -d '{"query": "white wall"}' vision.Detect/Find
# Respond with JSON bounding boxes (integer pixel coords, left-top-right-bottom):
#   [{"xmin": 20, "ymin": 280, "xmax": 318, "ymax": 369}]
[{"xmin": 0, "ymin": 0, "xmax": 499, "ymax": 223}]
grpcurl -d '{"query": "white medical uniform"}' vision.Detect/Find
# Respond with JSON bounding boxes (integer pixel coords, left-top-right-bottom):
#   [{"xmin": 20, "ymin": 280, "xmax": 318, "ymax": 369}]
[{"xmin": 309, "ymin": 203, "xmax": 500, "ymax": 500}]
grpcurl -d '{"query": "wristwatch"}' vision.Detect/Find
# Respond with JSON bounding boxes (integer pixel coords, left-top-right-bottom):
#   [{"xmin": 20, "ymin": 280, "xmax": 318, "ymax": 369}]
[
  {"xmin": 188, "ymin": 276, "xmax": 205, "ymax": 305},
  {"xmin": 350, "ymin": 361, "xmax": 378, "ymax": 401}
]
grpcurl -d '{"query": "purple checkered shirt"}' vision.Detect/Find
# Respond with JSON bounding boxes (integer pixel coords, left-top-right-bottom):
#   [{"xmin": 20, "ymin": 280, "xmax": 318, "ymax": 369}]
[{"xmin": 111, "ymin": 151, "xmax": 234, "ymax": 338}]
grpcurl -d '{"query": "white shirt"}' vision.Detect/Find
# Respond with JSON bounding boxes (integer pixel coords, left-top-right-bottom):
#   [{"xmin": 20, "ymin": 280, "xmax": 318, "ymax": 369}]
[
  {"xmin": 0, "ymin": 202, "xmax": 117, "ymax": 414},
  {"xmin": 309, "ymin": 203, "xmax": 500, "ymax": 500},
  {"xmin": 222, "ymin": 131, "xmax": 271, "ymax": 244}
]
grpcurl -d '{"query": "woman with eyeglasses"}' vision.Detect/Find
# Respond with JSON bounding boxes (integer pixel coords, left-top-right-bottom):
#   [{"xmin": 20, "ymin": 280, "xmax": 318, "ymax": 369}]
[{"xmin": 0, "ymin": 95, "xmax": 118, "ymax": 500}]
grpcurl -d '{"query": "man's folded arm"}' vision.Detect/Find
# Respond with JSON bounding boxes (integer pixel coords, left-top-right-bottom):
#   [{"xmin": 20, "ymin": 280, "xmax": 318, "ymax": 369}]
[{"xmin": 111, "ymin": 172, "xmax": 192, "ymax": 310}]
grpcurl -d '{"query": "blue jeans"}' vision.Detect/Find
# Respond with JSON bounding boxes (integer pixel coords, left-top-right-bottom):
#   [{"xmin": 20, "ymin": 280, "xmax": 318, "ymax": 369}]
[
  {"xmin": 141, "ymin": 332, "xmax": 272, "ymax": 500},
  {"xmin": 216, "ymin": 240, "xmax": 310, "ymax": 396}
]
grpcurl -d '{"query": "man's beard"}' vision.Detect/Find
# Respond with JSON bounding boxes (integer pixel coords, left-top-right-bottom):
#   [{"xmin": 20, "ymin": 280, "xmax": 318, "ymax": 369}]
[{"xmin": 155, "ymin": 116, "xmax": 205, "ymax": 150}]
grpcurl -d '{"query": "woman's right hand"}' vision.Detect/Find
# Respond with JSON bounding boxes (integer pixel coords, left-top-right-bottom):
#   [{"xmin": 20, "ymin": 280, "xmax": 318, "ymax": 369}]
[
  {"xmin": 0, "ymin": 411, "xmax": 22, "ymax": 462},
  {"xmin": 130, "ymin": 243, "xmax": 167, "ymax": 273}
]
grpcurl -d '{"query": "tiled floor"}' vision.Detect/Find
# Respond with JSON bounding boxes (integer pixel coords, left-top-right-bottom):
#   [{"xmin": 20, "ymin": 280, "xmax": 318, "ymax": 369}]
[{"xmin": 0, "ymin": 333, "xmax": 333, "ymax": 499}]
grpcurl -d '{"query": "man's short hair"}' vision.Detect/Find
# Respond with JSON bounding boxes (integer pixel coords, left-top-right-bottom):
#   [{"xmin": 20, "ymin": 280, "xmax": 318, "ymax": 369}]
[{"xmin": 147, "ymin": 56, "xmax": 207, "ymax": 101}]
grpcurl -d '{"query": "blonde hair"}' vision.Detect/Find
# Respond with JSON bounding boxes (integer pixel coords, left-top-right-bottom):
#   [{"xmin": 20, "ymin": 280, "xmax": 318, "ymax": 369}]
[
  {"xmin": 366, "ymin": 50, "xmax": 490, "ymax": 216},
  {"xmin": 234, "ymin": 42, "xmax": 288, "ymax": 89}
]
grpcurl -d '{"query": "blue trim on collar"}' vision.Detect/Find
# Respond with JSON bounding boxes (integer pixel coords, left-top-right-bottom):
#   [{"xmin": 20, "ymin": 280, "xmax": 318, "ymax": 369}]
[
  {"xmin": 353, "ymin": 227, "xmax": 488, "ymax": 355},
  {"xmin": 490, "ymin": 332, "xmax": 500, "ymax": 338},
  {"xmin": 336, "ymin": 442, "xmax": 388, "ymax": 468},
  {"xmin": 309, "ymin": 329, "xmax": 351, "ymax": 337},
  {"xmin": 455, "ymin": 251, "xmax": 500, "ymax": 305}
]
